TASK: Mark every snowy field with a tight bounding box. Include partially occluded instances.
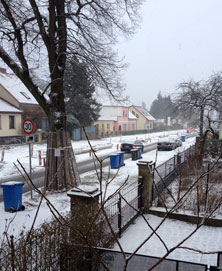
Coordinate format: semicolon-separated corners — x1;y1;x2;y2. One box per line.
1;130;218;267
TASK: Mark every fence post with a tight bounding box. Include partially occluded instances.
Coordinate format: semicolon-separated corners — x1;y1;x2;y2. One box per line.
177;154;181;164
138;176;144;211
137;161;154;213
118;193;122;237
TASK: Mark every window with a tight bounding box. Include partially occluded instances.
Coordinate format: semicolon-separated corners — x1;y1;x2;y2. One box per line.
123;124;127;131
136;114;139;118
9;115;15;129
107;123;110;130
102;123;105;131
42;119;50;130
132;124;135;130
20;92;31;99
123;111;127;117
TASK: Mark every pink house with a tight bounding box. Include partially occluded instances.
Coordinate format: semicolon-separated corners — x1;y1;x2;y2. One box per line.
115;106;137;131
94;105;137;136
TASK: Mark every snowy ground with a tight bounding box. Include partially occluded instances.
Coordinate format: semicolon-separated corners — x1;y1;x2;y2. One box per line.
0;129;187;180
1;130;218;267
113;214;221;267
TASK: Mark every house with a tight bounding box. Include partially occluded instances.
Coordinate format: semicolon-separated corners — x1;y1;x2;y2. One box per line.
0;68;48;139
0;98;23;137
94;106;137;136
129;105;155;130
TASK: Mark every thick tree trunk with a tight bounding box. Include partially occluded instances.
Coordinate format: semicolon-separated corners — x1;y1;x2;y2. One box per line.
45;130;80;191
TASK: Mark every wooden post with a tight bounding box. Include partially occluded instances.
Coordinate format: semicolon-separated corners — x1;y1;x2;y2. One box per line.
137;161;154;213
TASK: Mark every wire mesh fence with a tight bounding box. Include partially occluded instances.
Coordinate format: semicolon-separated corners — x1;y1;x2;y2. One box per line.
152;145;196;201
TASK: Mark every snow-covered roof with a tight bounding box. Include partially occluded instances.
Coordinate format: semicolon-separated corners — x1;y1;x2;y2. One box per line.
128;111;137;119
97;115;117;121
0;71;38;104
133;106;156;121
0;98;22;113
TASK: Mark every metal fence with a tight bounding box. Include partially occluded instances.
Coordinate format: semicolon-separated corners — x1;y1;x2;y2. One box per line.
152;145;196;201
93;248;212;271
104;178;143;237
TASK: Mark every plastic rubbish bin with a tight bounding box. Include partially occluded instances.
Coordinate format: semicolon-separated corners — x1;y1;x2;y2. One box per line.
181;135;186;142
131;149;138;161
137;147;143;159
0;181;25;212
110;154;120;169
117;152;125;166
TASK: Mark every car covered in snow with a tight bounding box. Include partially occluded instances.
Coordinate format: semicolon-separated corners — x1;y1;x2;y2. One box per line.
157;139;177;151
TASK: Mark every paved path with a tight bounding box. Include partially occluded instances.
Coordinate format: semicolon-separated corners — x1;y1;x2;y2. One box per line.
114;213;222;267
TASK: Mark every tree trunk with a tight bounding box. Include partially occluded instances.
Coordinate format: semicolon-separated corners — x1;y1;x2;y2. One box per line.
45;130;80;190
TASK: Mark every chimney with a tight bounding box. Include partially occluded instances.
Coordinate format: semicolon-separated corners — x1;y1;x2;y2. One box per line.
0;67;6;73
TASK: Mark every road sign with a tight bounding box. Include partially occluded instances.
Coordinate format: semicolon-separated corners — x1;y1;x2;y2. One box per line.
23;119;34;135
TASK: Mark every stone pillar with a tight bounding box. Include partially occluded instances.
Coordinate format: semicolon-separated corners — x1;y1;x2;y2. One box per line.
137;161;154;213
67;187;101;233
65;187;101;271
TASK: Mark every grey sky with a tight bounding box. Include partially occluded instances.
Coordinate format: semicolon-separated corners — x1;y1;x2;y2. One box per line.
117;0;222;109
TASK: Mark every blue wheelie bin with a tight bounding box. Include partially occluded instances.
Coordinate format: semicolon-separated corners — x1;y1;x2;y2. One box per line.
0;181;25;212
117;152;125;166
181;135;186;142
109;154;120;169
137;147;143;159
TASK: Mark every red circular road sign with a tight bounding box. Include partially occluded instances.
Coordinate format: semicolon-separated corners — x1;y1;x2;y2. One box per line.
23;119;34;135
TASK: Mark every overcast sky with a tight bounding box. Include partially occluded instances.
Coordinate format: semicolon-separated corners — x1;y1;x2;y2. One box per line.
117;0;222;110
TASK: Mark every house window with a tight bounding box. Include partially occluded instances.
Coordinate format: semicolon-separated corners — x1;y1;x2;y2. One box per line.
20;92;31;100
9;115;15;129
136;114;139;118
42;119;50;130
132;124;135;130
123;124;127;131
102;123;105;131
107;123;110;130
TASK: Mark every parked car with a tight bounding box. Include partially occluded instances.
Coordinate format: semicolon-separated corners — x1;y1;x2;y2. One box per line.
175;139;182;147
120;140;144;152
134;140;144;151
157;139;177;151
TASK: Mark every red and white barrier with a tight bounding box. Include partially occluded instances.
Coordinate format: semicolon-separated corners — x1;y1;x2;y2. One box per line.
1;148;5;162
38;150;42;166
31;143;33;157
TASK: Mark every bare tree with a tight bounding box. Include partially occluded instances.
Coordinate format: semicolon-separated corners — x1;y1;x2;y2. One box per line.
174;73;222;140
0;0;142;190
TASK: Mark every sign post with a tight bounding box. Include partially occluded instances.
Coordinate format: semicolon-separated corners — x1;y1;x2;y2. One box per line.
23;119;34;198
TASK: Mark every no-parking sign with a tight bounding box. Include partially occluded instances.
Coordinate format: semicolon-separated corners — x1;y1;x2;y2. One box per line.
23;119;34;135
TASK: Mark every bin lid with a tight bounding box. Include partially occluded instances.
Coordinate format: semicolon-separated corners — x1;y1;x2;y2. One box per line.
0;181;25;187
109;154;120;157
